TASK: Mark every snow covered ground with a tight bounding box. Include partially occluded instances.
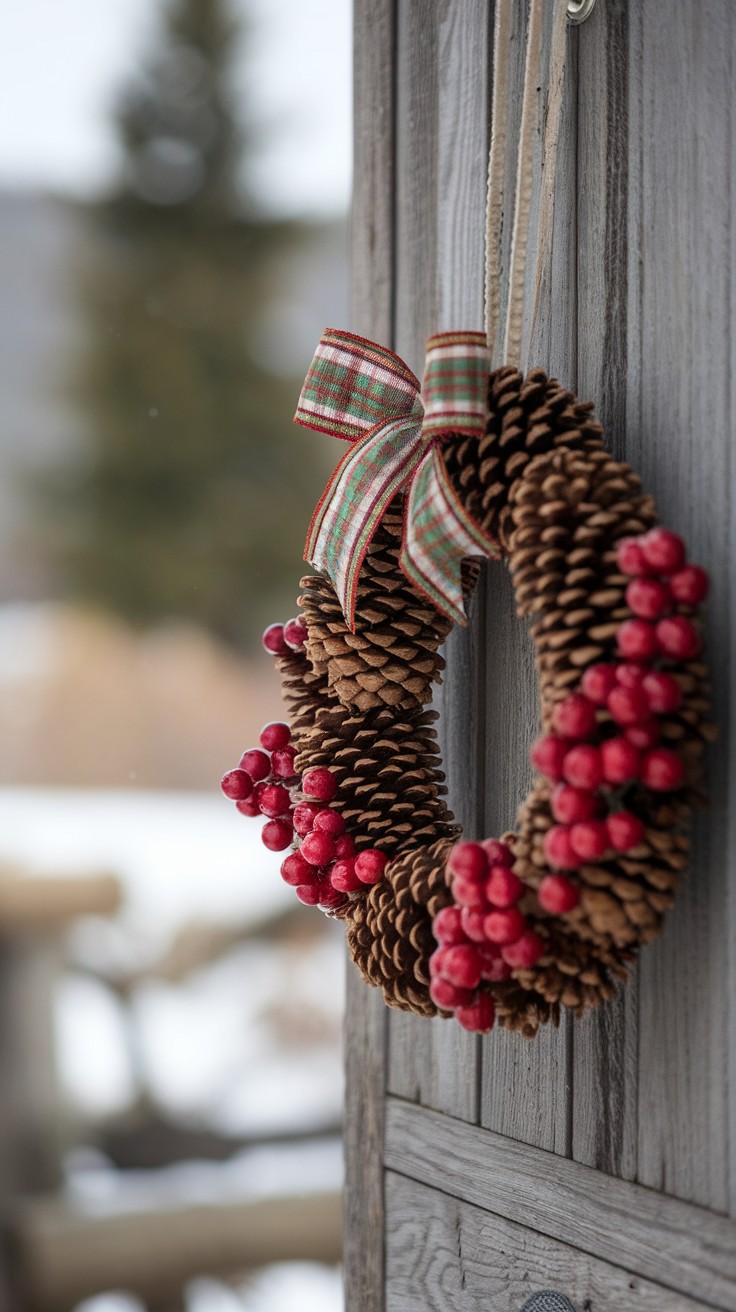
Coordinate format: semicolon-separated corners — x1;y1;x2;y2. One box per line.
0;787;345;1311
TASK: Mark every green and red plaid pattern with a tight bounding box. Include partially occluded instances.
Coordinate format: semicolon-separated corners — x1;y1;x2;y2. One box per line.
298;327;498;629
294;328;421;441
421;331;489;437
401;446;500;624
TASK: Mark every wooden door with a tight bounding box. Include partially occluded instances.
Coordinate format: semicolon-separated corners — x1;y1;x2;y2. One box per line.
346;2;736;1309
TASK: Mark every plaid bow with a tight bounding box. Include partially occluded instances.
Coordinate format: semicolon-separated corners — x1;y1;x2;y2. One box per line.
295;328;499;631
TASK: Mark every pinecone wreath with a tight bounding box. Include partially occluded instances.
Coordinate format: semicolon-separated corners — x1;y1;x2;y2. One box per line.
221;332;713;1038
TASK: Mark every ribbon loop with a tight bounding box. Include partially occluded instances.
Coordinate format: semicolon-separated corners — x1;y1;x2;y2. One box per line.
298;328;498;630
294;328;421;443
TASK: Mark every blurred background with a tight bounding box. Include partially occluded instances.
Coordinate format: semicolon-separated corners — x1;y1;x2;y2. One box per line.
0;1;350;1308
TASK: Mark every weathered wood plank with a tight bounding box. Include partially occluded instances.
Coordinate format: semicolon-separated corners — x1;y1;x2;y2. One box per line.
385;1098;736;1310
571;0;639;1179
625;0;734;1214
385;0;442;1109
345;3;396;1309
385;1172;714;1311
480;0;576;1151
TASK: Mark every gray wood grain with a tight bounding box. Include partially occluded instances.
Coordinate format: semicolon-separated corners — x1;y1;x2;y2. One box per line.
480;0;576;1150
345;3;396;1308
624;0;734;1215
571;0;639;1180
385;1099;736;1310
385;1172;714;1312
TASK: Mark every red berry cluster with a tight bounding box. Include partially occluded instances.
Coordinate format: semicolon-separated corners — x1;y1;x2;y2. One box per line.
224;620;391;916
429;840;545;1032
221;721;300;851
284;773;388;910
261;617;309;656
529;527;708;894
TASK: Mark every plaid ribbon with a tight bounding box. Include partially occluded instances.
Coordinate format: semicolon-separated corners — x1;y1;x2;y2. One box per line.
296;328;499;630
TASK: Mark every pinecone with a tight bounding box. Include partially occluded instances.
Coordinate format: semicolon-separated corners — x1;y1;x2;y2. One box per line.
346;838;455;1015
274;647;334;740
442;366;605;550
293;702;460;861
298;505;454;714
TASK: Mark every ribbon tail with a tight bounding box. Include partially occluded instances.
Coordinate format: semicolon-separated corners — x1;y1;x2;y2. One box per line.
305;417;426;631
400;447;501;626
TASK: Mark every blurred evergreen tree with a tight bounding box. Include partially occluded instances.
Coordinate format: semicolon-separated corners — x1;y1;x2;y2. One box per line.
44;0;320;646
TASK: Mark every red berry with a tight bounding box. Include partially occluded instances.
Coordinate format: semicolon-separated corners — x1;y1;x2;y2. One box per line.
478;947;513;981
295;883;322;906
302;767;337;802
221;768;253;801
330;858;363;893
642;670;683;714
281;851;316;887
481;839;514;866
259;721;291;751
236;795;260;817
485;864;524;907
624;720;660;750
455;993;496;1032
501;930;545;969
262;623;288;655
301;831;337;866
543;825;578;869
433;907;466;946
600;737;641;785
318;884;349;911
616;537;650;576
538;873;580;914
606;811;645;851
238;748;271;782
483;906;527;945
460;906;488;943
562;744;603;790
530;734;569;781
355;849;388;884
258;783;292;818
452;876;487;909
626;577;672;620
440;944;482;990
569;820;609;861
617;618;659;660
261;819;293;852
656;615;701;660
283;616;308;650
270;747;298;780
429;947;451;977
313;808;346;838
292;801;321;836
552;693;597;739
639;527;686;573
335;833;356;858
551;783;597;824
615;661;647;688
641;748;686;791
429;977;475;1010
669;564;709;606
607;684;651;727
447;842;488;883
581;663;618;705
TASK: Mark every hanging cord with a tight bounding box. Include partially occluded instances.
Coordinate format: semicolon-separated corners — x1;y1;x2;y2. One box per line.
484;0;570;369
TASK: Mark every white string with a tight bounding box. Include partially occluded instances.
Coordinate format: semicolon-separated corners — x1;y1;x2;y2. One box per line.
484;0;513;360
485;0;570;369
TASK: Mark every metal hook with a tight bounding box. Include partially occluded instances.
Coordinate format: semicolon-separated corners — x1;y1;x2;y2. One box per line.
567;0;597;23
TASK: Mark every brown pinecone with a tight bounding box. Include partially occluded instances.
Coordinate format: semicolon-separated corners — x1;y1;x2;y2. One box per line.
346;838;455;1015
442;366;605;550
298;505;454;714
294;702;460;861
274;647;334;741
